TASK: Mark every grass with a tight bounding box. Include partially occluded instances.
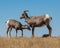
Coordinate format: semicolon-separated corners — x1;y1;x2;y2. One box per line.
0;37;60;48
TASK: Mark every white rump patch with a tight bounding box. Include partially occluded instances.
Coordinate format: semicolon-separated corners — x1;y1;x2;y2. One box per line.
6;20;10;27
44;14;50;21
7;20;9;24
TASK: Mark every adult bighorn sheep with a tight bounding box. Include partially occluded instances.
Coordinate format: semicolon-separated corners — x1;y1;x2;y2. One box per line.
20;10;52;37
6;19;30;37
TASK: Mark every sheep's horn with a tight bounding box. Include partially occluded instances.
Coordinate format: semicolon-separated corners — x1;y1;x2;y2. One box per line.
24;10;29;12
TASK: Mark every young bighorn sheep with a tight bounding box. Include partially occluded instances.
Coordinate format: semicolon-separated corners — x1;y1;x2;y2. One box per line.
20;10;52;37
6;19;30;37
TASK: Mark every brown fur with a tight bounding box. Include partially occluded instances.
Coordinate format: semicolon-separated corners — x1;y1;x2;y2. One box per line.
6;20;30;37
20;10;52;37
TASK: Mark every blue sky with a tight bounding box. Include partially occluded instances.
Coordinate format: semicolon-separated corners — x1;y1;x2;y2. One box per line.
0;0;60;37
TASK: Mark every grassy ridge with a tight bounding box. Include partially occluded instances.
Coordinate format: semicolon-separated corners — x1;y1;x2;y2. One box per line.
0;37;60;48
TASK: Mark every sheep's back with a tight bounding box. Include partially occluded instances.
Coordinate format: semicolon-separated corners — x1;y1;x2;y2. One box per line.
7;20;22;28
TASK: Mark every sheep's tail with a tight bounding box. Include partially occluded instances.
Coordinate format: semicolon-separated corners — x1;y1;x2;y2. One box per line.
49;17;52;22
50;17;52;20
5;20;9;27
44;14;52;21
5;20;9;24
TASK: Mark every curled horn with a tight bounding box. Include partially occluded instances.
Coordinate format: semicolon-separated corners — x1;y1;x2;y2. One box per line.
24;10;29;12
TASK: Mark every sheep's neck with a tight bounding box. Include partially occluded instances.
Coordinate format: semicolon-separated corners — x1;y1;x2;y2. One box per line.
25;16;30;23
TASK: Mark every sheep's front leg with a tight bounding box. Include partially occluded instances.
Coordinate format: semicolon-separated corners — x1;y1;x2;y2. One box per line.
32;27;35;37
16;30;18;37
21;29;23;37
47;24;52;37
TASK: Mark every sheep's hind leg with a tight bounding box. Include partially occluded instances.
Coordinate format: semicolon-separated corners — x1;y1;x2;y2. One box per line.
9;28;12;37
6;27;10;37
47;24;52;37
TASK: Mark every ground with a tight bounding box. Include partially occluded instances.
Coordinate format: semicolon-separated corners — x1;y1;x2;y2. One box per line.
0;37;60;48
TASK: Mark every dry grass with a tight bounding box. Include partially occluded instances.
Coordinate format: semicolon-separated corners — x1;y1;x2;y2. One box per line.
0;37;60;48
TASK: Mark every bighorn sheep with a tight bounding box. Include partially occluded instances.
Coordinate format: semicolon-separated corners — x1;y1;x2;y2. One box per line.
6;19;30;37
20;10;52;37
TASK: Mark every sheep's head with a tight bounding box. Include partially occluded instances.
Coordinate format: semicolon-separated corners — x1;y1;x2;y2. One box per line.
20;14;25;19
20;10;29;19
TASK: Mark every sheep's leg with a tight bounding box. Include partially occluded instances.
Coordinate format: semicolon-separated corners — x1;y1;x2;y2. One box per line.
47;24;52;37
6;27;10;37
9;28;12;37
32;27;35;37
21;29;23;37
16;30;18;37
